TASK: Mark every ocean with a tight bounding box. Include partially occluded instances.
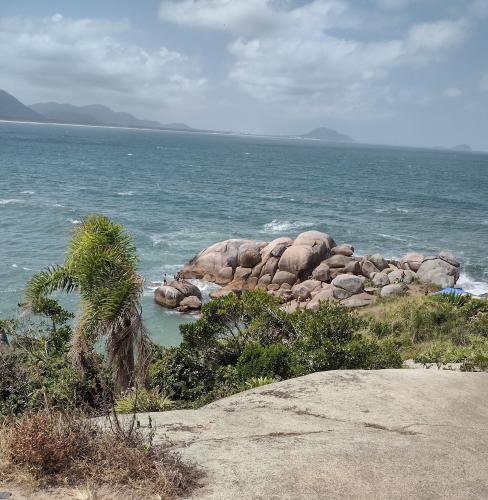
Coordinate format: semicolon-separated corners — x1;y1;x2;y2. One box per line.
1;121;487;345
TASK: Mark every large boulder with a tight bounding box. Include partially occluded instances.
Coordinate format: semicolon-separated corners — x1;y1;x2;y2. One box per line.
272;270;297;286
306;288;335;310
178;295;202;312
331;244;354;257
154;285;184;308
278;245;316;278
400;252;425;272
324;254;353;269
262;256;280;277
311;263;331;282
169;279;202;299
372;272;389;287
368;254;388;271
331;274;364;296
260;237;293;262
234;267;252;282
294;231;336;259
238;243;262;268
292;280;321;300
181;239;258;279
361;260;380;278
417;256;460;288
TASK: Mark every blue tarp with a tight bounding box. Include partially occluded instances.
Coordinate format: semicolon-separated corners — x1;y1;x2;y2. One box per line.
432;288;469;296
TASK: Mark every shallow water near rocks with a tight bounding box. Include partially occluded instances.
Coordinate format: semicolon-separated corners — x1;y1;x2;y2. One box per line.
1;121;487;345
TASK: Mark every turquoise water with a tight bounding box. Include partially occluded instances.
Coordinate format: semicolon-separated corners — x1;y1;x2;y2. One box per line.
1;121;487;344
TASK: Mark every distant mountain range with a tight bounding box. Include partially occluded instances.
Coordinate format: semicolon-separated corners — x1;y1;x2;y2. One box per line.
0;89;358;145
300;127;353;143
452;144;472;152
0;89;192;131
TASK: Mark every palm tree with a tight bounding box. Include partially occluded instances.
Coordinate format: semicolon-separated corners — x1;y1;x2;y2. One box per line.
25;214;149;391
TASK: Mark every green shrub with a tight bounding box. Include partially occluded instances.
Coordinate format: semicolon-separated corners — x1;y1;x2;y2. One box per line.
115;387;173;414
148;293;403;406
244;377;278;389
237;343;292;381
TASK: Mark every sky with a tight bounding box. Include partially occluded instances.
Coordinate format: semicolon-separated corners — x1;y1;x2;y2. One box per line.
0;0;487;149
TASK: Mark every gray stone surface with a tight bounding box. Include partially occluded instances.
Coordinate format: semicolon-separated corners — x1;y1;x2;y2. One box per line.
142;370;488;500
381;283;407;297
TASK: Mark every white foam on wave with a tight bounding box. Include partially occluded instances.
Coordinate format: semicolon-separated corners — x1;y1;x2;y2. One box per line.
11;264;18;268
21;190;35;195
151;234;164;246
68;219;81;224
396;208;409;214
261;219;315;234
117;191;135;196
457;273;488;296
189;279;221;303
0;199;22;205
127;153;133;156
377;233;410;243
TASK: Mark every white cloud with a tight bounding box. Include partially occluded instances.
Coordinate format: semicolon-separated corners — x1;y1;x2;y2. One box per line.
0;15;206;112
159;1;470;116
442;87;462;98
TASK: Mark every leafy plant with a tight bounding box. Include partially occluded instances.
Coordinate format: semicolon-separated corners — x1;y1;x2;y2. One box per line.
115;387;173;414
244;377;278;389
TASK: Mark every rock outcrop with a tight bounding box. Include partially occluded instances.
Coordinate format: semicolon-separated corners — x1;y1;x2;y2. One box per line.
155;230;463;311
144;370;488;500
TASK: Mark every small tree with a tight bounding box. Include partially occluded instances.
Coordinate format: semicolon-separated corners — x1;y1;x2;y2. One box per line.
25;215;149;391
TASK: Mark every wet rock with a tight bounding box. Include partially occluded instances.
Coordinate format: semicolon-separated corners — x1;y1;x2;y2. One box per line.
178;295;202;312
154;285;184;308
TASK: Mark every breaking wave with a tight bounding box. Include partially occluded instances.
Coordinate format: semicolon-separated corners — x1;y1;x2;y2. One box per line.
261;219;315;234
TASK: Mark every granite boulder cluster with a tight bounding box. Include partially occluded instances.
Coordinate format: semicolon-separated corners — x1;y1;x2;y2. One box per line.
153;231;461;311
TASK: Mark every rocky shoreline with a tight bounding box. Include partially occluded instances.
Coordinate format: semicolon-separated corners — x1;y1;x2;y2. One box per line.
154;230;461;312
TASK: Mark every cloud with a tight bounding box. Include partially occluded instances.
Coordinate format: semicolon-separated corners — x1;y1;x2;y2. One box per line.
159;1;471;117
442;87;462;98
0;14;206;112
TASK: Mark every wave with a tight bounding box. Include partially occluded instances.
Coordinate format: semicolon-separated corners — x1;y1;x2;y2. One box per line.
21;190;35;195
117;191;135;196
0;198;22;205
261;219;315;234
68;219;81;224
457;273;488;296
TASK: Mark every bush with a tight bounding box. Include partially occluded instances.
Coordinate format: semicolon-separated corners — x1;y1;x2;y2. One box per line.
0;301;109;421
115;387;173;414
237;343;292;381
149;292;403;405
0;411;201;498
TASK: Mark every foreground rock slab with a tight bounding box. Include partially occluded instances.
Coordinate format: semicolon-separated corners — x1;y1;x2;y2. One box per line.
143;370;488;500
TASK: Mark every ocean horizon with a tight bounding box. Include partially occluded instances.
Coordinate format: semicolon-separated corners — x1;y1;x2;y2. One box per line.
1;120;487;345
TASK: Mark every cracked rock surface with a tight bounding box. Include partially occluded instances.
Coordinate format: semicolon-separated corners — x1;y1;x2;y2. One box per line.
141;369;488;499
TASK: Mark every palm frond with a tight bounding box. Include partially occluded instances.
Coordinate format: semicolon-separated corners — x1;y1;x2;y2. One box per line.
24;265;77;306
